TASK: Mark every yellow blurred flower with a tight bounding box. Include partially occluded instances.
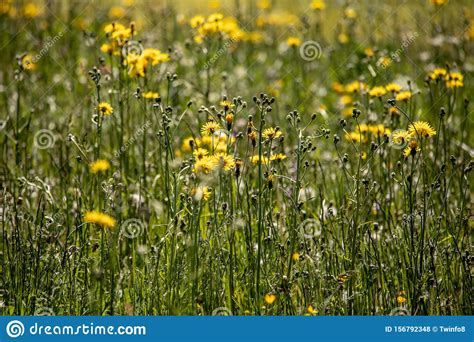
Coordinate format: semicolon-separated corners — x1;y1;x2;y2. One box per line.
264;294;277;305
287;37;301;47
84;211;116;228
97;102;114;116
90;159;111;173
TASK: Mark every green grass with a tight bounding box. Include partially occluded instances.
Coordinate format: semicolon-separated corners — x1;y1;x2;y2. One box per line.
0;0;472;316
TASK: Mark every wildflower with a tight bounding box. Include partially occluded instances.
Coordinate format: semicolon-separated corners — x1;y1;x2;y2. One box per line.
250;155;269;165
339;95;353;106
193;148;209;160
430;0;448;5
292;252;300;261
193;157;216;174
369;86;387;97
397;295;407;304
345;132;366;143
22;3;42;18
97;102;114;116
391;130;412;145
287;37;301;47
332;82;345;93
344;7;357;18
90;159;111;173
21;54;36;71
307;305;317;315
338;33;349;44
445;72;463;88
257;0;271;10
270;153;287;162
310;0;326;10
408;121;436;138
264;294;277;305
385;83;402;93
403;140;421;158
428;68;447;80
220;100;234;110
108;6;125;18
395;91;412;102
337;273;350;283
192;186;212;201
143;91;159;99
364;47;374;57
83;211;116;228
225;113;234;129
345;80;365;93
182;136;197;152
201;121;221;136
262;127;282;140
212;153;236;171
208;0;221;9
190;15;206;28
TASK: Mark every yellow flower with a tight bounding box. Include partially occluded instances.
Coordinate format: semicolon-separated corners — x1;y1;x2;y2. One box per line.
395;91;412;102
97;102;114;116
344;7;357;18
345;132;366;143
201;121;221;136
391;130;412;145
104;22;126;34
338;33;349;44
445;72;463;88
287;37;301;47
193;148;209;160
208;0;221;9
21;54;37;71
220;100;234;109
292;252;300;261
430;0;448;5
397;296;407;304
262;127;282;140
310;0;326;10
257;0;271;10
270;153;287;162
108;6;126;18
192;186;212;201
408;121;436;138
190;15;206;28
339;95;353;106
182;136;197;152
212;153;236;171
307;305;317;314
369;86;387;98
385;83;402;93
83;211;116;228
428;68;447;80
345;80;365;93
364;47;374;57
193;156;216;174
143;91;159;99
22;3;42;18
90;159;111;173
264;294;277;305
403;140;421;158
250;155;270;165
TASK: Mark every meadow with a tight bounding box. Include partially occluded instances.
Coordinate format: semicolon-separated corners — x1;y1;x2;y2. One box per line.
0;0;472;316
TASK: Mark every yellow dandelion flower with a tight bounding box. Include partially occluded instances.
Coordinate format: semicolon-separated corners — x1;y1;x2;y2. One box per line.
90;159;111;173
143;91;159;99
397;295;407;304
345;132;366;143
212;153;236;171
287;37;301;47
395;91;412;102
391;130;412;145
429;68;447;80
192;186;212;201
262;127;282;140
220;100;234;110
344;7;357;18
250;155;270;165
403;140;421;158
385;83;402;93
445;72;463;88
21;54;37;71
257;0;271;10
201;121;221;136
369;86;387;97
97;102;114;116
408;121;436;138
193;156;216;174
307;305;317;314
270;153;287;162
292;252;300;261
311;0;326;10
264;294;277;305
83;211;116;228
193;148;209;160
190;15;206;28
